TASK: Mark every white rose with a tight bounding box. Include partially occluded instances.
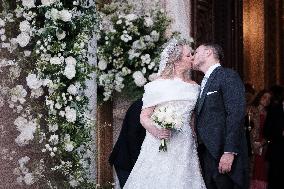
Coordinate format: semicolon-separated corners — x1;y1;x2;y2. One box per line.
65;142;74;152
26;74;42;89
67;84;77;95
144;17;154;27
41;0;56;6
65;106;76;123
50;8;59;20
0;18;5;27
50;56;62;65
98;59;107;70
1;35;6;41
24;50;31;57
65;56;76;65
59;10;72;22
132;71;147;87
22;0;35;9
19;20;31;32
125;14;138;21
56;30;66;40
16;33;30;47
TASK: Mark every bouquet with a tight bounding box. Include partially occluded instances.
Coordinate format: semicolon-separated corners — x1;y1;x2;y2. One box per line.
151;106;183;152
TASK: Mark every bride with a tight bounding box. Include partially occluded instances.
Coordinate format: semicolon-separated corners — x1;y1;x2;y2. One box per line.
123;38;206;189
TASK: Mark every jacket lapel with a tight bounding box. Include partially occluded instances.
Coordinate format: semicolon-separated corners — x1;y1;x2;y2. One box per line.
197;67;221;114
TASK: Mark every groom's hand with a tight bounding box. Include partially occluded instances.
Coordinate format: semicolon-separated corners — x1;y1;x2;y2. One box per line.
218;153;234;174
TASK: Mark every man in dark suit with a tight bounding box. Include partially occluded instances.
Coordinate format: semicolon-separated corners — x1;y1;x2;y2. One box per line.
192;43;249;189
109;98;146;188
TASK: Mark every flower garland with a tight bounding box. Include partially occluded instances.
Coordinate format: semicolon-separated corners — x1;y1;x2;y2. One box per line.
0;0;97;187
96;1;170;101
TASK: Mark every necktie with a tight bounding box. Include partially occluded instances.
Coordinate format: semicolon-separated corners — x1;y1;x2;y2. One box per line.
200;76;208;97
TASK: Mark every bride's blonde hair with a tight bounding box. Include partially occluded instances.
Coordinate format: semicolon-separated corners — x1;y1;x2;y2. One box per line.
158;38;190;78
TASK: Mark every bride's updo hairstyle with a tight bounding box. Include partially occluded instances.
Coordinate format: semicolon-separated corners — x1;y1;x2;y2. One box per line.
157;38;188;78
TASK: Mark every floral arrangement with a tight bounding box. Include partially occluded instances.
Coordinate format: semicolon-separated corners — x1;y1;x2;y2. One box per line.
96;1;170;101
152;106;183;152
0;0;97;188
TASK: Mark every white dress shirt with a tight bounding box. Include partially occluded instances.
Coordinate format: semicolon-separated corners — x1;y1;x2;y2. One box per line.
200;63;221;96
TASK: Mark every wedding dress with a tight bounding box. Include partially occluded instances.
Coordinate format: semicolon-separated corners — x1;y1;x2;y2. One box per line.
123;78;206;189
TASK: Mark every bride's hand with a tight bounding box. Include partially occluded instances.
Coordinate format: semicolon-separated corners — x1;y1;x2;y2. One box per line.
151;128;171;139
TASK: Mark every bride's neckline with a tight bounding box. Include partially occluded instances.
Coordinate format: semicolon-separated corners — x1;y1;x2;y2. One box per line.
156;77;199;86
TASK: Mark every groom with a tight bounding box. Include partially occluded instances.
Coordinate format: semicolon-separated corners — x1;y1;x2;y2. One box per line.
192;43;249;189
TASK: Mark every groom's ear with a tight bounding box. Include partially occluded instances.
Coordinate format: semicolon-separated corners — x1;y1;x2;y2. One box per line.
205;48;213;57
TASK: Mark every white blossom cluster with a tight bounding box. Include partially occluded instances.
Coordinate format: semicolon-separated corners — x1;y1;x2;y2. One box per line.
97;1;170;101
0;0;96;187
14;156;35;185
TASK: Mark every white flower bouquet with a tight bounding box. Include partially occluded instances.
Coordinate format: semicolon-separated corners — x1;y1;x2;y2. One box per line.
151;106;183;152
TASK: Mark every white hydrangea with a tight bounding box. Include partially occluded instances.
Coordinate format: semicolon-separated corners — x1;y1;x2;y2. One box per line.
48;124;58;132
63;134;74;152
120;33;132;43
50;8;59;20
144;17;154;27
0;18;5;27
10;85;27;104
128;49;140;60
65;106;76;123
114;73;124;92
141;54;151;64
48;134;59;145
149;73;158;81
63;64;76;80
132;71;147;87
150;30;160;42
24;50;31;57
67;84;77;95
16;33;31;47
41;0;56;6
65;142;74;152
21;0;36;9
59;10;72;22
125;14;138;21
132;40;146;50
31;87;44;98
121;67;131;76
19;20;31;33
50;56;62;65
23;173;34;185
14;117;37;146
9;66;22;79
98;59;107;70
65;56;76;65
26;74;42;90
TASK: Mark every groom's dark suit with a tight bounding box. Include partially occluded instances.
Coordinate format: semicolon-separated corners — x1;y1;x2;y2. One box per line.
195;66;249;189
109;98;146;188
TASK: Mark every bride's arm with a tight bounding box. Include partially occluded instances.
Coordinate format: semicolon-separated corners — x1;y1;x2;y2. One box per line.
140;107;171;139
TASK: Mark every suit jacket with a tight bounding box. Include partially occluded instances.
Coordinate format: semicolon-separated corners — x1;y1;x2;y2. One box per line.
195;66;249;188
109;99;146;171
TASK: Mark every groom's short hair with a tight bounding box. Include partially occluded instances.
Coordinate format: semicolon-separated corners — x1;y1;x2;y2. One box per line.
201;43;224;62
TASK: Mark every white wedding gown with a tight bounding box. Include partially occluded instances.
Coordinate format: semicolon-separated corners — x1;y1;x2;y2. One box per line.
123;78;206;189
